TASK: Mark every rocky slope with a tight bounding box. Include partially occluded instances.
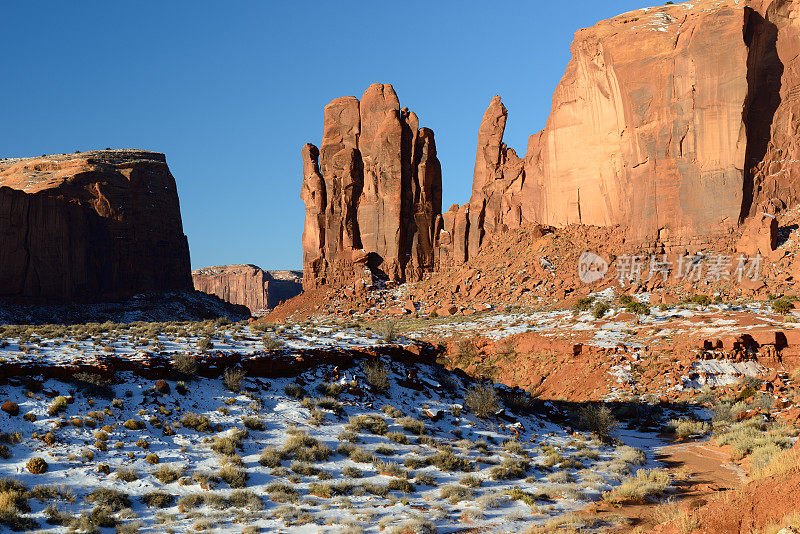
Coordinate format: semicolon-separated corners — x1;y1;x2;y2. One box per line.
301;83;442;290
0;150;192;302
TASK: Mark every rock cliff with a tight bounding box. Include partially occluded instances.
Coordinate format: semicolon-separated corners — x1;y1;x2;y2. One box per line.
192;265;302;313
0;150;192;301
469;0;799;253
301;83;442;289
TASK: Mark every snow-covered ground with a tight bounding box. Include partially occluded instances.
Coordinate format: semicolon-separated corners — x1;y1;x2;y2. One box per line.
0;323;656;533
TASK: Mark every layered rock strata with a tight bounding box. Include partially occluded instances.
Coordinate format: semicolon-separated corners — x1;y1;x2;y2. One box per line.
0;150;192;301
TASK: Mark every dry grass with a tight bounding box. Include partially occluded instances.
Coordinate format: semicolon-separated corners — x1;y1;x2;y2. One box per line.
602;468;670;503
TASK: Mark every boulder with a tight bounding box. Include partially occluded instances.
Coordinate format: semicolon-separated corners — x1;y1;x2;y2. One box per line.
737;212;778;256
0;150;192;301
1;401;19;416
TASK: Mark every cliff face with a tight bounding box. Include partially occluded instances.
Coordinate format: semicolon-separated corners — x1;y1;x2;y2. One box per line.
0;150;192;301
469;0;799;253
193;264;271;314
301;83;442;289
192;265;303;313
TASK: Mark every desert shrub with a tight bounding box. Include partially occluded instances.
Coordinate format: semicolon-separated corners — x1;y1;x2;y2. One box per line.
490;457;529;480
502;439;525;456
387;479;414;493
0;432;21;445
664;418;711;439
464;384;500;418
115;468;139;482
197;336;212;352
572;296;594;313
26;457;48;474
262;334;282;350
242;416;266;431
414;472;437;486
576;404;618;441
284;384;306;399
626;301;651;315
349;447;372;463
398;417;426;436
316;397;343;414
290;461;320;477
427;450;472;472
347;415;388;435
229;490;262;510
211;435;241;456
342;466;363;478
382;405;404;418
603;468;670;503
381;321;398;342
223;368;246;393
505;485;538;506
135;438;149;449
172;354;198;376
265;482;299;503
441;484;473;503
387;431;410;445
691;294;712;307
48;396;68;416
459;475;482;488
282;431;332;462
372;458;406;477
259;447;286;468
180;412;212;432
364;360;390;392
618;294;634;306
308;482;333;498
592;301;611;319
152;465;181;484
616;445;646;466
772;297;795;315
85;488;131;511
123;419;145;431
317;382;344;397
362;483;389;497
141;491;174;508
219;465;248;488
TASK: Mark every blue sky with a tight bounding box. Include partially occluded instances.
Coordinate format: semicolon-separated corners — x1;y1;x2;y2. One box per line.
1;0;651;270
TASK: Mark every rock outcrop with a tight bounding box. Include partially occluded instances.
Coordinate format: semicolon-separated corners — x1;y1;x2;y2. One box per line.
192;265;303;313
0;150;192;301
301;83;442;289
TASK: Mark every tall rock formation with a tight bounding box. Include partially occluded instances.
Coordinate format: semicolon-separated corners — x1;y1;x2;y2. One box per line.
463;0;800;254
0;150;192;301
301;83;442;289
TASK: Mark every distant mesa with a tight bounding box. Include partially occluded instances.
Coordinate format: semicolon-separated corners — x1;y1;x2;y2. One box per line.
192;264;302;314
0;149;193;302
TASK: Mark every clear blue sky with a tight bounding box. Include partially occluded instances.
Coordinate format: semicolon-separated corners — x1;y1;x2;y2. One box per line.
1;0;652;270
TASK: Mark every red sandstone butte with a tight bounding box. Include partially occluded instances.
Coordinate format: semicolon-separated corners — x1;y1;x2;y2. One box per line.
0;150;192;301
